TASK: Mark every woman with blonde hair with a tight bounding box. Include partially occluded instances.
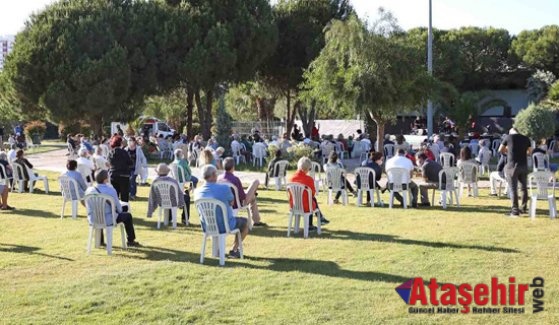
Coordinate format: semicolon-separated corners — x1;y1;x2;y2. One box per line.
198;149;216;167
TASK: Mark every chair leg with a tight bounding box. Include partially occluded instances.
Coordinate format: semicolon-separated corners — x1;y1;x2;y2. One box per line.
106;226;113;255
157;208;162;229
303;214;309;238
44;179;49;193
71;200;78;219
287;212;293;237
441;191;447;209
315;212;322;235
389;192;394;209
172;208;177;229
403;191;408;209
530;197;537;220
357;189;362;206
218;236;226;266
200;235;207;264
294;215;300;234
454;190;460;207
237;232;244;259
61;200;66;219
328;190;333;205
87;227;93;254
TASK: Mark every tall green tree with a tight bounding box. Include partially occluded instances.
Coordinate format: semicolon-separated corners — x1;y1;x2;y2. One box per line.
305;13;434;150
513;25;559;77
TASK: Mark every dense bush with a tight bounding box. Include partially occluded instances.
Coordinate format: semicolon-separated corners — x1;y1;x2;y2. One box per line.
24;120;46;137
514;104;556;140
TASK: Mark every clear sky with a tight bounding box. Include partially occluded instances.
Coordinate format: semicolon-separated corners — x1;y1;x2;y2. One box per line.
1;0;558;36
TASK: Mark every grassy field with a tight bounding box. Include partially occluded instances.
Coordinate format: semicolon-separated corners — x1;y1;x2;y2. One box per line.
1;171;559;324
25;140;67;155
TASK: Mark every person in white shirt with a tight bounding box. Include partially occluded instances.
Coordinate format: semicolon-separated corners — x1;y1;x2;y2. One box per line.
92;146;110;171
7;144;17;163
76;148;95;183
385;149;419;207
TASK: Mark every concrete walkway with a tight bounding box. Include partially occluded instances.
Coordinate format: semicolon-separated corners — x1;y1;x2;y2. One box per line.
29;148;493;188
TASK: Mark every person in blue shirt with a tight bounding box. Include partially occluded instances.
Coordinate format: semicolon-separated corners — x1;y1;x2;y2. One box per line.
62;160;88;202
84;170;140;247
194;164;248;258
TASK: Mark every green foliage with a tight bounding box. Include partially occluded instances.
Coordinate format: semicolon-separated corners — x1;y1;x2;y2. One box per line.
549;81;559;102
286;144;316;167
144;89;189;131
514;104;556;140
512;25;559;76
214;96;233;154
527;70;556;104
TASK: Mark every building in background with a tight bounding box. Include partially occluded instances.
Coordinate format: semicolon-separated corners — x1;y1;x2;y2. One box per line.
0;35;15;70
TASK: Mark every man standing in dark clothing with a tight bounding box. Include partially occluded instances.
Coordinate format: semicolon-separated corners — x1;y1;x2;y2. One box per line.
499;128;532;217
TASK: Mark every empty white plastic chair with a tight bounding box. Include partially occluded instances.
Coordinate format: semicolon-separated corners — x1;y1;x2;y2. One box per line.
458;161;479;197
196;198;244;266
252;144;267;168
150;180;181;229
529;171;557;220
431;167;460;209
440;152;455;169
84;193;127;255
58;175;82;219
325;167;348;205
354;167;382;207
532;153;549;172
386;167;410;209
219;180;252;230
309;161;323;193
271;160;289;190
286;183;321;238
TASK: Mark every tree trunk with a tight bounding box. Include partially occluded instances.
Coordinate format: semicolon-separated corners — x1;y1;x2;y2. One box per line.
186;86;194;140
369;112;384;153
285;89;298;137
204;89;213;140
299;100;317;138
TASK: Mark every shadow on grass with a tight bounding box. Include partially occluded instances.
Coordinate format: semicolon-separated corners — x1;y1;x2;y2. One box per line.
0;243;74;261
258;197;287;204
14;208;60;219
249;227;519;253
123;245;410;283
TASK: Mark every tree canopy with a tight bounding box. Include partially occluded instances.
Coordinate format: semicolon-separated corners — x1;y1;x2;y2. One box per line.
513;25;559;77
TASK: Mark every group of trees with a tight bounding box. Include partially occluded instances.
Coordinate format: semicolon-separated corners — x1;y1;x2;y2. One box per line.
1;0;559;141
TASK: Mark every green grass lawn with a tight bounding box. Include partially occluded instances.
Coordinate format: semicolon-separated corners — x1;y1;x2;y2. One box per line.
1;171;559;324
25;140;67;155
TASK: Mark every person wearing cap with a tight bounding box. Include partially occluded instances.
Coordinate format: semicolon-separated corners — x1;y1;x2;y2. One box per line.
498;127;532;217
195;164;248;258
85;170;139;246
219;157;264;226
148;163;186;223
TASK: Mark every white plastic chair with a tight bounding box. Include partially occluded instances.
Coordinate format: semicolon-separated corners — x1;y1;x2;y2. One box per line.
321;143;335;165
359;141;372;163
383;144;395;159
325;167;348;205
12;162;49;193
58;175;82;219
84;193;127;255
354;167;382;207
532;153;549;172
67;143;78;159
458;161;479;197
386;167;410;209
0;164;11;187
77;164;93;186
477;148;492;176
219;180;253;230
431;167;460;209
286;183;321;238
529;171;557;220
231;142;245;165
309;161;323;193
150;180;181;229
169;162;186;189
271;160;289;190
548;140;556;158
196;198;243;266
440;152;455;168
491;139;501;157
252;144;267;168
335;142;346;160
159;142;173;160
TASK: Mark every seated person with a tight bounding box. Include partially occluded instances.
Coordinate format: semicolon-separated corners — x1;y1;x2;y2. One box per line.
0;152;13;186
173;149;199;188
62;160;88;205
323;151;356;203
219;157;264;226
148;163;187;225
415;152;443;206
76;148;95;183
199;149;216;167
0;153;14;210
92;146;110;171
489;154;508;197
194;164;248;258
288;157;329;231
357;151;384;204
84;170;140;247
7;144;17;163
14;149;37;191
264;149;283;189
385;149;419;208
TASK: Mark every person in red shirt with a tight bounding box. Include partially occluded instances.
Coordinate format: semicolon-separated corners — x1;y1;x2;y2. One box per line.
311;122;319;141
288;157;329;231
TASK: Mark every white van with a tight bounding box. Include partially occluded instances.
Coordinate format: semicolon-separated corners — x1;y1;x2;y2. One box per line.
138;117;175;138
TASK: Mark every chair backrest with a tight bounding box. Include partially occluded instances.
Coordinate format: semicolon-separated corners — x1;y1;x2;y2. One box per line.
0;164;7;186
459;161;478;182
286;183;313;215
152;180;180;209
386;167;410;192
58;175;81;200
469;143;480;156
548;140;556;154
361;140;371;152
478;147;492;165
440;152;455;168
231;142;242;158
195;198;231;235
354;167;376;191
83;193;116;227
273;160;289;177
253;144;266;158
529;171;555;200
12;162;25;181
219;181;244;209
310;161;322;180
325;167;345;190
383;144;395;159
439;167;458;190
532;153;549;171
77;164;92;183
